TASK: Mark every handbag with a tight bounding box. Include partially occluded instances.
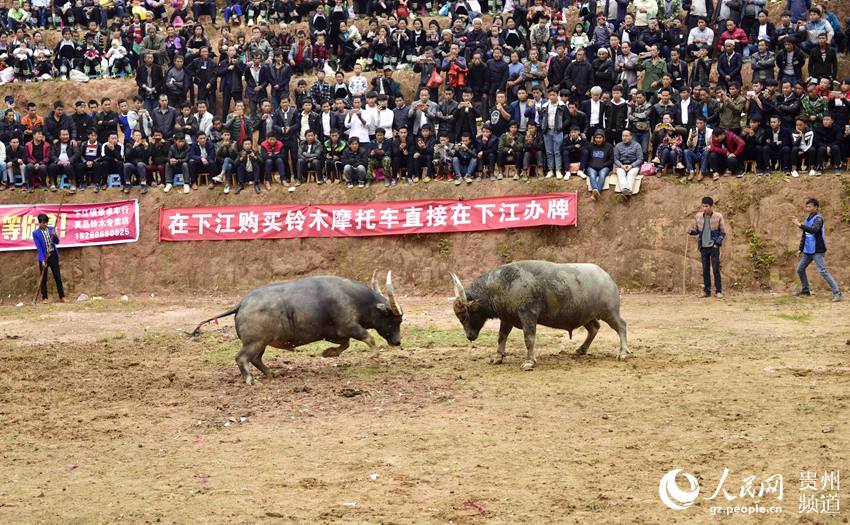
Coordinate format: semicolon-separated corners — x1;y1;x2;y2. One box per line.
639;163;656;176
426;69;443;89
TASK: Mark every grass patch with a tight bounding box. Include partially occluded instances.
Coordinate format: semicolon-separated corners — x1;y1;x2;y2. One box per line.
774;312;812;323
96;332;127;343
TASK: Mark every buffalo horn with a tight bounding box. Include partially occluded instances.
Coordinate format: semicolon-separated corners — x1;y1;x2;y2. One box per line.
371;269;384;297
450;272;467;304
385;271;403;316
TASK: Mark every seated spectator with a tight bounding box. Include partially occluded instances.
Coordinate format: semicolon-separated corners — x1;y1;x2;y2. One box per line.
739;118;768;176
340;136;369;188
323;129;347;184
259;133;286;189
452;133;477;185
49;129;78;193
586;130;614;200
707;127;745;180
188;132;217;189
236;139;261;194
215;131;239;193
651;115;684;175
297;130;323;190
562;126;588;180
789;117;814;177
432;133;455;181
24;129;50;192
497;121;523;180
684;116;713;181
762;116;792;176
368;129;391;185
124;129;150;194
475;126;498;180
521;121;544;181
100;132;126;192
411;124;436;182
613;130;643;195
812;114;842;175
164;132;190;193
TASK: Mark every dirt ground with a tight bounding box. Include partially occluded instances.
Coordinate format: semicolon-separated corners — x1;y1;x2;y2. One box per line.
0;292;848;524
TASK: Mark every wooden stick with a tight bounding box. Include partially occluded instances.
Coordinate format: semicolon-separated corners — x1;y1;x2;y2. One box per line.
682;233;689;295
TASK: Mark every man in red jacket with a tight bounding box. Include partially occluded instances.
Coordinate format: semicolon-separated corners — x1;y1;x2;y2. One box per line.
25;130;52;192
707;128;745;180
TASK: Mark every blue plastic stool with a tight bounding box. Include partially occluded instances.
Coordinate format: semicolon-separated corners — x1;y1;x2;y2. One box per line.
12;173;23;187
108;174;122;188
59;175;71;189
172;174;185;187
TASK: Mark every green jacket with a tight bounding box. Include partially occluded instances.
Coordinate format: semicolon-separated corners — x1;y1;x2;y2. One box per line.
800;96;828;119
637;58;667;92
718;95;745;130
498;132;524;155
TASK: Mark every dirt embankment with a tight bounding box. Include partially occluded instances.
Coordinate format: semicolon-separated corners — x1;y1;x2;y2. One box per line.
1;175;849;299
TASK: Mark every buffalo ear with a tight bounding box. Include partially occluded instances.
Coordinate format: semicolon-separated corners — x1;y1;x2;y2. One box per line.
468;299;480;311
376;303;391;313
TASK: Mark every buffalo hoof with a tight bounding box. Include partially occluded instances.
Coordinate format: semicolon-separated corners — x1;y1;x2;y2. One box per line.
244;375;255;385
617;351;631;361
322;347;344;358
520;361;535;371
490;356;504;364
575;347;588;356
263;370;276;378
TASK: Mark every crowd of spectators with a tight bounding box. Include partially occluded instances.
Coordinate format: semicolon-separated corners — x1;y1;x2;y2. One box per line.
0;0;848;198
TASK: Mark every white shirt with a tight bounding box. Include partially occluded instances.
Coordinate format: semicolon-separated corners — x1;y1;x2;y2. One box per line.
59;143;69;162
590;100;601;126
757;24;769;42
300;113;310;141
690;0;707;16
362;104;379;135
345;110;370;143
680;98;690;126
376;108;394;137
322;111;332;136
688;26;714;45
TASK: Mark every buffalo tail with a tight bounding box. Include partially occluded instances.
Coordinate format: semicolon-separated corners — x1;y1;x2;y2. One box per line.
191;305;240;337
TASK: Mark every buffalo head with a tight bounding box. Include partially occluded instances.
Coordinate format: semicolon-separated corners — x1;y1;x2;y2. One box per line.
450;272;486;341
371;270;404;347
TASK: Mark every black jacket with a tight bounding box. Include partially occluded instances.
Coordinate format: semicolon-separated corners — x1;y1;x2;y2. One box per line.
485;59;508;96
136;63;164;98
43;114;77;144
563;60;593;98
807;46;837;80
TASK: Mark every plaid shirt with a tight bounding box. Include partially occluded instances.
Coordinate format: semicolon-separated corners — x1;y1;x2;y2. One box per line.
312;44;329;62
310;81;331;106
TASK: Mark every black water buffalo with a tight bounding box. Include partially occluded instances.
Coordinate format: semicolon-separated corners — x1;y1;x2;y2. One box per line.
450;260;629;369
193;272;404;384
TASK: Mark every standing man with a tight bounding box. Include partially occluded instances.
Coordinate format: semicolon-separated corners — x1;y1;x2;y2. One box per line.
689;196;726;298
793;198;842;302
33;213;65;303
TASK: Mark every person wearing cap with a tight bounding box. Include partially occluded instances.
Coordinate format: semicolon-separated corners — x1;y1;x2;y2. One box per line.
33;213;65;303
793;198;842;302
717;38;743;90
688;196;726;298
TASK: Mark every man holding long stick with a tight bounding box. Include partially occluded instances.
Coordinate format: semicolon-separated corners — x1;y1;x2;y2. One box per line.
33;213;65;303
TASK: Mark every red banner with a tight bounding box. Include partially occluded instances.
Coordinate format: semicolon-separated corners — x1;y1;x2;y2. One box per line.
0;200;140;251
159;192;577;242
